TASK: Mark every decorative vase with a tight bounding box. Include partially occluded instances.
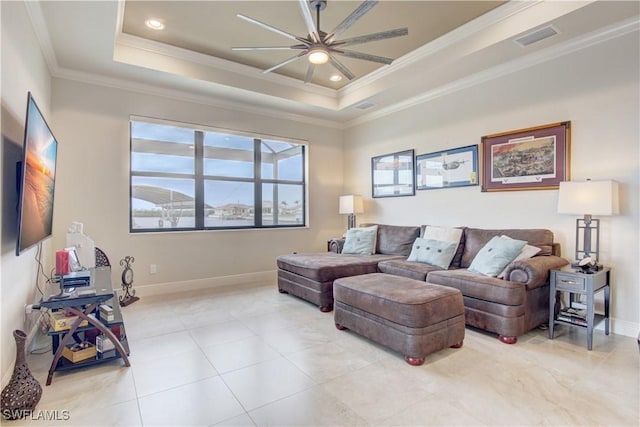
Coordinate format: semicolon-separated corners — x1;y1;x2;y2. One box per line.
1;330;42;420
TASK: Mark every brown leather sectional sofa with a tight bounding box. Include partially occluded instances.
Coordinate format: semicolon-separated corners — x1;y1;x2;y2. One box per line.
277;224;569;344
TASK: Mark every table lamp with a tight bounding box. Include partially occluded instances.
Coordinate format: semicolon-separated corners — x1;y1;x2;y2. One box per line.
339;195;364;230
557;179;619;263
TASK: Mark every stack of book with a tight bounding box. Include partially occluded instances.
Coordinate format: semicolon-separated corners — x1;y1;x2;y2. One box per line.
558;307;587;326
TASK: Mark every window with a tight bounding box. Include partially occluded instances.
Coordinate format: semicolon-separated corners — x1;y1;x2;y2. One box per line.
130;119;306;232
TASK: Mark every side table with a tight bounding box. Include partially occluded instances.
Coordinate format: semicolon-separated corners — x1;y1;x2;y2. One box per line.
549;266;610;350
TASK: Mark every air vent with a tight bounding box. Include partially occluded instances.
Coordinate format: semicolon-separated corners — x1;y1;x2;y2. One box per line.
515;25;559;47
355;101;375;110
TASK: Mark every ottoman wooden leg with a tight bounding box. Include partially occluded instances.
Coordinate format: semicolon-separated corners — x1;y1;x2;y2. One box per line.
277;288;288;294
319;305;333;313
498;335;518;344
335;323;347;330
404;356;425;366
450;341;464;348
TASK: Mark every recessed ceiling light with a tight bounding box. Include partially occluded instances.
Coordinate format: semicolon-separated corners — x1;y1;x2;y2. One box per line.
145;19;165;30
329;74;342;82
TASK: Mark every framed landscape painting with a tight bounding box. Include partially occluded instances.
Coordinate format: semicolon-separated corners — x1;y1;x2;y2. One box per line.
371;149;415;198
416;145;478;190
481;121;571;192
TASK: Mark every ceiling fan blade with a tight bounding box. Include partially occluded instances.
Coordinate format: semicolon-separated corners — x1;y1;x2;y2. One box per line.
232;45;307;51
324;0;378;44
297;0;319;43
262;51;308;74
334;28;408;47
334;49;394;65
304;64;316;84
237;14;309;45
329;56;355;80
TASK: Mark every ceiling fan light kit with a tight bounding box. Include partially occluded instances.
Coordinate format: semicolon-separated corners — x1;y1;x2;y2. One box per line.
233;0;408;83
308;46;330;64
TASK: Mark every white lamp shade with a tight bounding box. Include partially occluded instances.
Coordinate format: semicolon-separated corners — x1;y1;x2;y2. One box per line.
339;195;364;215
557;180;620;215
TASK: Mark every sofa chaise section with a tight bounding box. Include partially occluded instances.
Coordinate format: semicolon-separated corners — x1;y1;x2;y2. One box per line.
277;253;402;311
277;224;421;311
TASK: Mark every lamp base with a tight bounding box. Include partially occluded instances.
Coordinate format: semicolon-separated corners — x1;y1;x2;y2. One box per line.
347;214;357;230
575;216;600;262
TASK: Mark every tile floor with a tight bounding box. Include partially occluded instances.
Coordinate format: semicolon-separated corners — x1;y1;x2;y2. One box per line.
17;283;640;426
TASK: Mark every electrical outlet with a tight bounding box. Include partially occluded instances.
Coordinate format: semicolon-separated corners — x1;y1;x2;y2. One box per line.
150;264;157;274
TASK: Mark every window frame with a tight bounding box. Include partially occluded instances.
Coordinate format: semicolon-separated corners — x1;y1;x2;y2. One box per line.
129;116;308;233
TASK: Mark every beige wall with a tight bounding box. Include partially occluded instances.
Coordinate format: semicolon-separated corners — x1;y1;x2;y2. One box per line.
1;1;54;381
50;79;344;293
343;31;639;336
2;1;638;385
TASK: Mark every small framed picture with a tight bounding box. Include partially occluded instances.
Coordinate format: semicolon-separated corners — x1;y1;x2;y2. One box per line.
371;149;415;198
481;122;571;192
416;145;479;190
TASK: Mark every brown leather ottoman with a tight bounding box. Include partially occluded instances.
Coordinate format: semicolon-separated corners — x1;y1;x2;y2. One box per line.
333;273;465;366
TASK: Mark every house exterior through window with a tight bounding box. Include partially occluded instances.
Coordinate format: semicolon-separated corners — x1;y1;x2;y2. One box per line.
129;118;307;232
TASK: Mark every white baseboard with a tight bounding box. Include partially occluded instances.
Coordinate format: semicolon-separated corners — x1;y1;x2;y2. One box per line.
2;271;276;387
599;317;640;339
128;270;277;298
131;270;638;339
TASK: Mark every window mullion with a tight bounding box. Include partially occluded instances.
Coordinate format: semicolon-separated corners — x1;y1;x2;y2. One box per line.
254;139;262;227
195;130;205;229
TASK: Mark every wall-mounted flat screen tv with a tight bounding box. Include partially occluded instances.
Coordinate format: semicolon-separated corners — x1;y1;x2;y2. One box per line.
16;92;58;255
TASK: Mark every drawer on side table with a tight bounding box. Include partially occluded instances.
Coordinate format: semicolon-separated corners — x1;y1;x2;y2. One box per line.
555;273;586;292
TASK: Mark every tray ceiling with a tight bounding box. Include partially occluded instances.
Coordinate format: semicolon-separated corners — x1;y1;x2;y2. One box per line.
30;1;640;125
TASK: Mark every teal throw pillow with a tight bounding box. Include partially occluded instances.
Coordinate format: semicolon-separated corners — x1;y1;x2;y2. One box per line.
407;238;457;269
341;225;378;255
468;236;527;277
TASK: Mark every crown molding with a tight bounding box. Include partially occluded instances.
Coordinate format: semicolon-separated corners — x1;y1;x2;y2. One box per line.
114;33;337;100
345;15;640;129
338;0;541;98
113;1;336;100
23;0;638;132
24;0;343;129
23;0;60;75
51;66;344;130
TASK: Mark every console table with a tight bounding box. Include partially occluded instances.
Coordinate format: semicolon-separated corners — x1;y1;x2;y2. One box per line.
549;266;610;350
40;267;130;385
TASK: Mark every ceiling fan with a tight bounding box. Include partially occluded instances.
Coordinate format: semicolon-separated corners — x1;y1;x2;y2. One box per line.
232;0;409;83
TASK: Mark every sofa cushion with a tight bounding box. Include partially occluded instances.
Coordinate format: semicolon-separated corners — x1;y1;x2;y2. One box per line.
468;236;527;277
342;225;378;255
363;224;421;256
407;238;458;269
377;259;443;281
423;226;463;256
276;253;402;283
421;226;467;268
427;269;526;306
461;228;555;268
